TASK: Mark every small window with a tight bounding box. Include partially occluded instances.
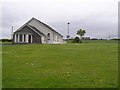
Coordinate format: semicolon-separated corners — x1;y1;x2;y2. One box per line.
47;33;50;37
47;33;50;40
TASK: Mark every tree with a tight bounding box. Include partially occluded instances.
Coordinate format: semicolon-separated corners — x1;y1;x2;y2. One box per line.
77;29;86;43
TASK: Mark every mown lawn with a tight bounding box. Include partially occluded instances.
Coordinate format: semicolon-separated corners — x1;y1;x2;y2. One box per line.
0;42;2;89
2;41;118;88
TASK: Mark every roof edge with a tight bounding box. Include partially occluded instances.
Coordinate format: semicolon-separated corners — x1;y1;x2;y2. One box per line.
33;18;63;37
14;17;63;37
13;17;35;33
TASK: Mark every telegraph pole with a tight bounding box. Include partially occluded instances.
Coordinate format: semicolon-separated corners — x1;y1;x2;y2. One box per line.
11;26;13;39
11;26;13;44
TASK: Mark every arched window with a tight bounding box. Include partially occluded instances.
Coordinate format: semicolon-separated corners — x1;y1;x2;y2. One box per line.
47;33;50;40
47;33;50;37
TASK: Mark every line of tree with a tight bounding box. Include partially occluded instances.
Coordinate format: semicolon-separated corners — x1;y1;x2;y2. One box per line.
0;39;12;42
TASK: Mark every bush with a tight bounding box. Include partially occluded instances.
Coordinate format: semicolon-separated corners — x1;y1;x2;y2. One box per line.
79;40;82;43
72;37;80;43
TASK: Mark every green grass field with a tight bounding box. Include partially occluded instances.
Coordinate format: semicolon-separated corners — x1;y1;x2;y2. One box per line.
2;40;118;88
0;42;2;89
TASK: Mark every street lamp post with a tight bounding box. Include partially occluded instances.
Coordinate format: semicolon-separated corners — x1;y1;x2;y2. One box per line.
67;22;70;42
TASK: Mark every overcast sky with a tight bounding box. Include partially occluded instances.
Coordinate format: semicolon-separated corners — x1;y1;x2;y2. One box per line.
1;0;119;39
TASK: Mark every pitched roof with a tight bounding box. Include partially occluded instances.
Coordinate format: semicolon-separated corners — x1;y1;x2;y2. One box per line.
14;17;63;37
14;25;45;37
33;18;63;37
27;25;45;36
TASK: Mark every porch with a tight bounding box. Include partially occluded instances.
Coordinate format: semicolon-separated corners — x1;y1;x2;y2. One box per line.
13;33;33;44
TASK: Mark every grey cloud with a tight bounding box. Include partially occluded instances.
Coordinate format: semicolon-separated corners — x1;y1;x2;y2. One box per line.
1;0;118;39
50;16;117;39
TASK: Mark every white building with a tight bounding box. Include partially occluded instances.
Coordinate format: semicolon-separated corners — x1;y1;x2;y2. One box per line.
13;17;63;44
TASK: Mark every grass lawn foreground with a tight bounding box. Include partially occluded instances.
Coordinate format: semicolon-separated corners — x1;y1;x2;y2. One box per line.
0;42;2;89
2;41;118;88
